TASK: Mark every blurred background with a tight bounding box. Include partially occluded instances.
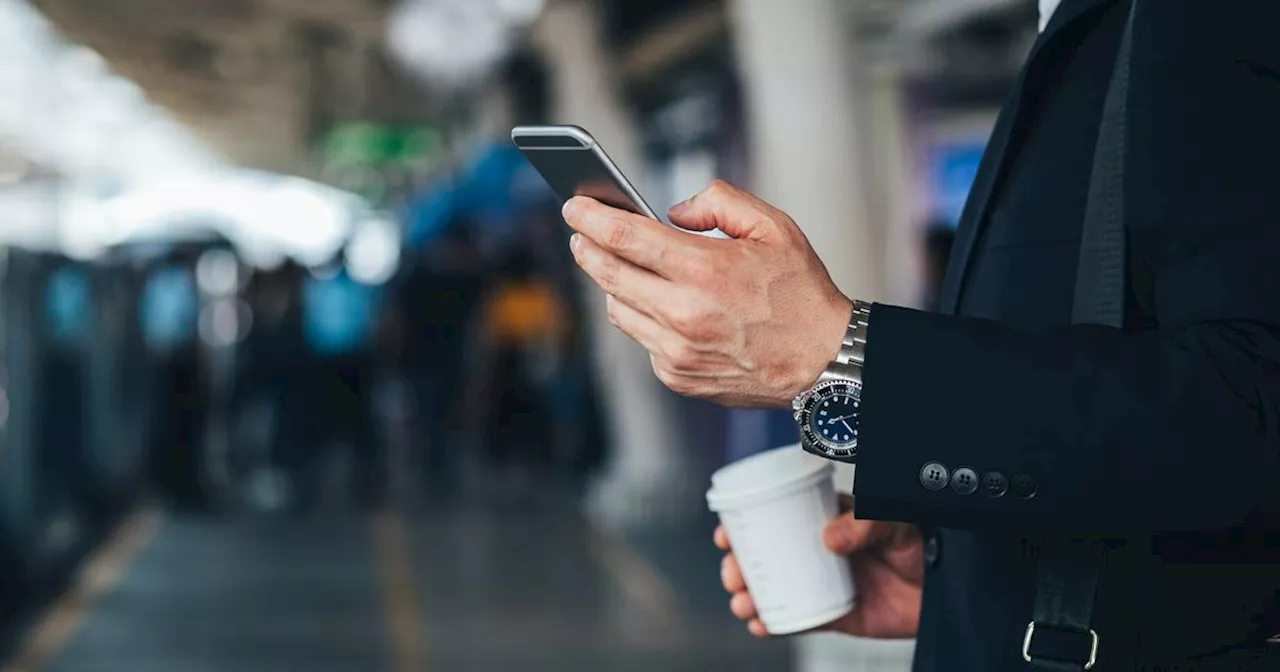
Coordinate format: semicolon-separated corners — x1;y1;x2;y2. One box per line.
0;0;1036;669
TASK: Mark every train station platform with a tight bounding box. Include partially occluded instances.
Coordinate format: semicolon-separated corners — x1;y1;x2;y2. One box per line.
4;502;791;672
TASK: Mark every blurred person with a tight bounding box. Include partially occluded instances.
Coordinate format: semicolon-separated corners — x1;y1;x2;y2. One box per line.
40;261;91;513
472;245;568;501
561;1;1280;669
288;250;383;510
390;217;488;501
523;194;608;489
139;246;206;511
231;261;305;481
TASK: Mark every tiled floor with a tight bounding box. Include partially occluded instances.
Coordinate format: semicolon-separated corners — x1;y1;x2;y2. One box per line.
34;501;791;672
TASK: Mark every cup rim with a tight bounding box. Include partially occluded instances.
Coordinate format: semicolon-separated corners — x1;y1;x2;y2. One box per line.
706;464;834;512
711;443;830;492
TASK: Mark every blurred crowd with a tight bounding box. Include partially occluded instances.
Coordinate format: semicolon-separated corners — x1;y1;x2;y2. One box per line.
24;140;615;519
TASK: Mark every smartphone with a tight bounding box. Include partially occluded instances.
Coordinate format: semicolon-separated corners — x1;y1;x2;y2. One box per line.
511;125;662;221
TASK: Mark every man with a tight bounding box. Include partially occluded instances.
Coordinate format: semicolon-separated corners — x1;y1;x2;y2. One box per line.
390;218;488;500
474;245;569;498
139;247;206;510
561;0;1280;669
294;251;383;508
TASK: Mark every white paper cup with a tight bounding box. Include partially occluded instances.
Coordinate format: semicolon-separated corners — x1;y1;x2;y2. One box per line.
707;444;856;635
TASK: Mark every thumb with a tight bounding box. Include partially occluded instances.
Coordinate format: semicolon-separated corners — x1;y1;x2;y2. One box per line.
668;180;782;241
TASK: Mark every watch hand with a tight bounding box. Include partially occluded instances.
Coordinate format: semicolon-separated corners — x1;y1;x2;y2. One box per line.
841;420;854;434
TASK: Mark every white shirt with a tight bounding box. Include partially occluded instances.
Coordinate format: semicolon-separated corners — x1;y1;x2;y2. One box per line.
1039;0;1063;31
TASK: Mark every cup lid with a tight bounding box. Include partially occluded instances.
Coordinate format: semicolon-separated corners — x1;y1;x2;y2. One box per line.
710;443;832;498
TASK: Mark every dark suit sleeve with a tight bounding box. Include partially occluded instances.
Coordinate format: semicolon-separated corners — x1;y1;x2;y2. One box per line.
853;2;1280;534
853;306;1280;533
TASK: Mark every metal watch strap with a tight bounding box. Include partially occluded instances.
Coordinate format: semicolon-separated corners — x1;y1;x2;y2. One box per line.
835;300;872;366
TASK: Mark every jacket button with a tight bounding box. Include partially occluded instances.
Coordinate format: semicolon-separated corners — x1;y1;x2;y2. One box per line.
950;467;978;495
923;533;941;567
982;471;1009;499
1010;473;1039;499
920;462;949;491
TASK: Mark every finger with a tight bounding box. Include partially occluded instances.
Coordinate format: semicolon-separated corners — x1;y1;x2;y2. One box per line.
713;525;731;550
603;294;670;356
747;619;770;638
667;180;782;241
564;196;697;279
721;554;746;593
823;513;888;556
729;592;758;620
571;235;676;320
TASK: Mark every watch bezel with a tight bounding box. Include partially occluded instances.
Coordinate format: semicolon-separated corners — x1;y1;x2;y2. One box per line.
795;378;861;461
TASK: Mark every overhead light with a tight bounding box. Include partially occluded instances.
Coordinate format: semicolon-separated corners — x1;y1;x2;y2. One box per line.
346;213;401;286
386;0;513;86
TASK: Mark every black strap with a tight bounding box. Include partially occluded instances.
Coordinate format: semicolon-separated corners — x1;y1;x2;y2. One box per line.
1027;1;1138;670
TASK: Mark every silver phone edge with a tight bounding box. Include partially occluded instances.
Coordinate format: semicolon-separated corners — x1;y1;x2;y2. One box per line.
510;124;596;149
510;125;662;222
588;142;662;222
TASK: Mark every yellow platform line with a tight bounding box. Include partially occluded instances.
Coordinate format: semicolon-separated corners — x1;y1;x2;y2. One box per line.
585;526;686;636
372;513;424;672
2;509;162;672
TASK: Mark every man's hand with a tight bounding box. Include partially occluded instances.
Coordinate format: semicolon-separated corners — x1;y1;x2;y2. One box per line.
563;180;852;409
717;495;924;640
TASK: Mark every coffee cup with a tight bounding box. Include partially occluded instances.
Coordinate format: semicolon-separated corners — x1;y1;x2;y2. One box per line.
707;444;856;635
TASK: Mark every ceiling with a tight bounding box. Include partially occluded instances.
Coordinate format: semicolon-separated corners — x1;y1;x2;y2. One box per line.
30;0;427;175
28;0;1036;177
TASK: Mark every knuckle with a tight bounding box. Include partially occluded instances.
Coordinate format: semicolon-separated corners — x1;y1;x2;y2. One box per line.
605;217;633;251
597;255;619;293
664;303;698;334
652;360;676;386
605;298;622;327
667;342;700;371
668;378;695;397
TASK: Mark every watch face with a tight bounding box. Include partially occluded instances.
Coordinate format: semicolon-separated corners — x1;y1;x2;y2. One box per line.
799;382;861;461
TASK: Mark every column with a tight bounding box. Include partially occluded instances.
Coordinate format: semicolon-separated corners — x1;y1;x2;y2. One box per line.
530;0;701;529
728;0;916;669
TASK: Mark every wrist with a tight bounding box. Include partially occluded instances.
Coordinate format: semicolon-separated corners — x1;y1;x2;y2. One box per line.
788;293;859;402
792;296;870;464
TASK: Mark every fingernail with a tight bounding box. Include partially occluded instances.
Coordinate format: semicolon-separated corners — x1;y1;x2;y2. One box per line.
562;198;577;220
669;198;691;216
570;233;582;253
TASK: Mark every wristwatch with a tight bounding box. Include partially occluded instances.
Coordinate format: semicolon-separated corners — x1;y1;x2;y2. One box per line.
792;300;871;464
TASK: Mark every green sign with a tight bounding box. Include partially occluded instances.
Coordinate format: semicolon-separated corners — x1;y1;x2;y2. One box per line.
316;122;446;206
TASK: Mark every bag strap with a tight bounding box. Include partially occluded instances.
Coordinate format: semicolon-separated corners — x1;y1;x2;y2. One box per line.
1024;1;1137;670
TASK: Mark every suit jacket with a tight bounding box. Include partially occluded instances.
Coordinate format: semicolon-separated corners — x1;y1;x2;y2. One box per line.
854;0;1280;669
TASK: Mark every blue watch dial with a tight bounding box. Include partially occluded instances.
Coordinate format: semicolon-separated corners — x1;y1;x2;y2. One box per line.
809;392;859;447
798;382;861;462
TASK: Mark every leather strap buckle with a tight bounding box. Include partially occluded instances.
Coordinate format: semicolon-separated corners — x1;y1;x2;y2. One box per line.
1022;621;1099;670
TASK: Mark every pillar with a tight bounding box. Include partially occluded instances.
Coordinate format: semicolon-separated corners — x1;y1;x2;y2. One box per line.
530;0;701;529
728;0;916;669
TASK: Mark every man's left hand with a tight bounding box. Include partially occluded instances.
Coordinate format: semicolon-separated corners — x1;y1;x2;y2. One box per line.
563;180;853;409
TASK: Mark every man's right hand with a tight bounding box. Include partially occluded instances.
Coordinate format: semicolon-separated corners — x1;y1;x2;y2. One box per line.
716;495;924;640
